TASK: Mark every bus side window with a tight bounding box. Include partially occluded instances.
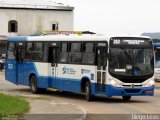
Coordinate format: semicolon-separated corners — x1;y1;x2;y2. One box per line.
68;43;82;63
59;43;68;63
7;42;16;60
32;42;43;61
25;42;33;60
43;43;48;62
82;43;95;64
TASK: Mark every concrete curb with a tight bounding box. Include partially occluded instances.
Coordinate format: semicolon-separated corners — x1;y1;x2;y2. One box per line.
24;100;87;120
70;104;87;120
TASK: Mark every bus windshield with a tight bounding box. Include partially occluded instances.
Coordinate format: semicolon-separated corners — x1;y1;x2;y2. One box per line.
109;38;154;77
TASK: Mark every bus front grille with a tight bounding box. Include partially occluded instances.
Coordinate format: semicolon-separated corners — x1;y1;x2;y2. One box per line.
122;85;143;88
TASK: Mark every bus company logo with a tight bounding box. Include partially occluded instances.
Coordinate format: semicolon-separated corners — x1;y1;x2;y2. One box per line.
63;67;69;74
81;69;90;74
62;67;76;75
8;64;13;69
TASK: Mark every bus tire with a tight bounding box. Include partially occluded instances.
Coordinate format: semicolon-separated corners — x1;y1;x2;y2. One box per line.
30;75;40;94
122;96;131;101
85;81;93;101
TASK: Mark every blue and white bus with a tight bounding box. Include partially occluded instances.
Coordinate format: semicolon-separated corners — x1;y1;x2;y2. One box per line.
5;34;155;101
154;43;160;61
153;43;160;81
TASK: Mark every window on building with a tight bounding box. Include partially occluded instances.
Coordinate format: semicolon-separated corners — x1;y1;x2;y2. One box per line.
82;43;95;64
52;24;58;31
8;20;18;32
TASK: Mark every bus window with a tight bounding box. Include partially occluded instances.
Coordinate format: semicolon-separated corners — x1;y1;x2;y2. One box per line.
7;42;16;60
43;43;49;62
59;43;68;63
69;43;82;63
82;43;95;64
25;42;43;61
25;42;33;60
32;42;43;61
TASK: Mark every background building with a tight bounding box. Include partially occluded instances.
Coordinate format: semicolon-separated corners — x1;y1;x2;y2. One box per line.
0;36;6;55
0;0;74;54
0;0;74;36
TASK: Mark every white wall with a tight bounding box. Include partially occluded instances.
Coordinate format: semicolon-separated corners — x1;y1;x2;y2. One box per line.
0;9;74;36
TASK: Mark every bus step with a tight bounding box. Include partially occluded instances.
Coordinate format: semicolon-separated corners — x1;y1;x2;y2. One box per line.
47;88;59;92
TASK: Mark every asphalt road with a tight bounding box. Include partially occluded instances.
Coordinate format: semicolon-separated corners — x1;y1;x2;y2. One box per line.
2;87;160;120
41;87;160;120
42;88;160;114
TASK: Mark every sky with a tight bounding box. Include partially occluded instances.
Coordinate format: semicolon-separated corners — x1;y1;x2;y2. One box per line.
54;0;160;35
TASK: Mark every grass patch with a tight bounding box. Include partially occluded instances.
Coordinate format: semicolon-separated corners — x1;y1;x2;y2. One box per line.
0;93;29;115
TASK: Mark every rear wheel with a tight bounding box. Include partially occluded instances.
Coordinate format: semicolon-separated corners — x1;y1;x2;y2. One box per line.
85;81;93;101
122;96;131;101
30;76;40;94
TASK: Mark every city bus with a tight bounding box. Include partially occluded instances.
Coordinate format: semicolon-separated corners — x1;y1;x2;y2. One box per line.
153;43;160;81
5;34;155;101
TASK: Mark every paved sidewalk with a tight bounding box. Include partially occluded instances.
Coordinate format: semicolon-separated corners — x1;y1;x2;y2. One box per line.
0;71;86;120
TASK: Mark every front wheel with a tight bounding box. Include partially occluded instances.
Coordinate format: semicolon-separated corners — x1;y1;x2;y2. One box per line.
122;96;131;101
85;81;93;101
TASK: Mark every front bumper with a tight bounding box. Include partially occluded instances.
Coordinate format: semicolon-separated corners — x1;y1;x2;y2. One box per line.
106;85;154;96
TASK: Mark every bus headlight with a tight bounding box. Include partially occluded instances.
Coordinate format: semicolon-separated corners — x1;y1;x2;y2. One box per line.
110;79;121;87
144;80;155;87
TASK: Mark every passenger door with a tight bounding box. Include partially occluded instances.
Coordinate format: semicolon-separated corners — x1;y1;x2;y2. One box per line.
96;47;108;94
48;47;59;88
17;43;25;84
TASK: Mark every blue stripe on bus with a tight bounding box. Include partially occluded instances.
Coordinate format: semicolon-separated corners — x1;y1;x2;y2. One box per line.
7;36;28;41
5;60;154;97
105;85;154;96
36;76;154;96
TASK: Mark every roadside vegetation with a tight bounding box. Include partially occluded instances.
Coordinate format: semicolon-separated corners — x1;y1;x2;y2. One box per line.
0;93;29;115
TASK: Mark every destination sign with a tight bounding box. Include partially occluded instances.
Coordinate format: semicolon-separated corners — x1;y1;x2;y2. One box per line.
110;38;152;47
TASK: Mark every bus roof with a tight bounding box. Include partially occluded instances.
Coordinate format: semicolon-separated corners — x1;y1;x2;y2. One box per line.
7;35;109;42
7;35;151;42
